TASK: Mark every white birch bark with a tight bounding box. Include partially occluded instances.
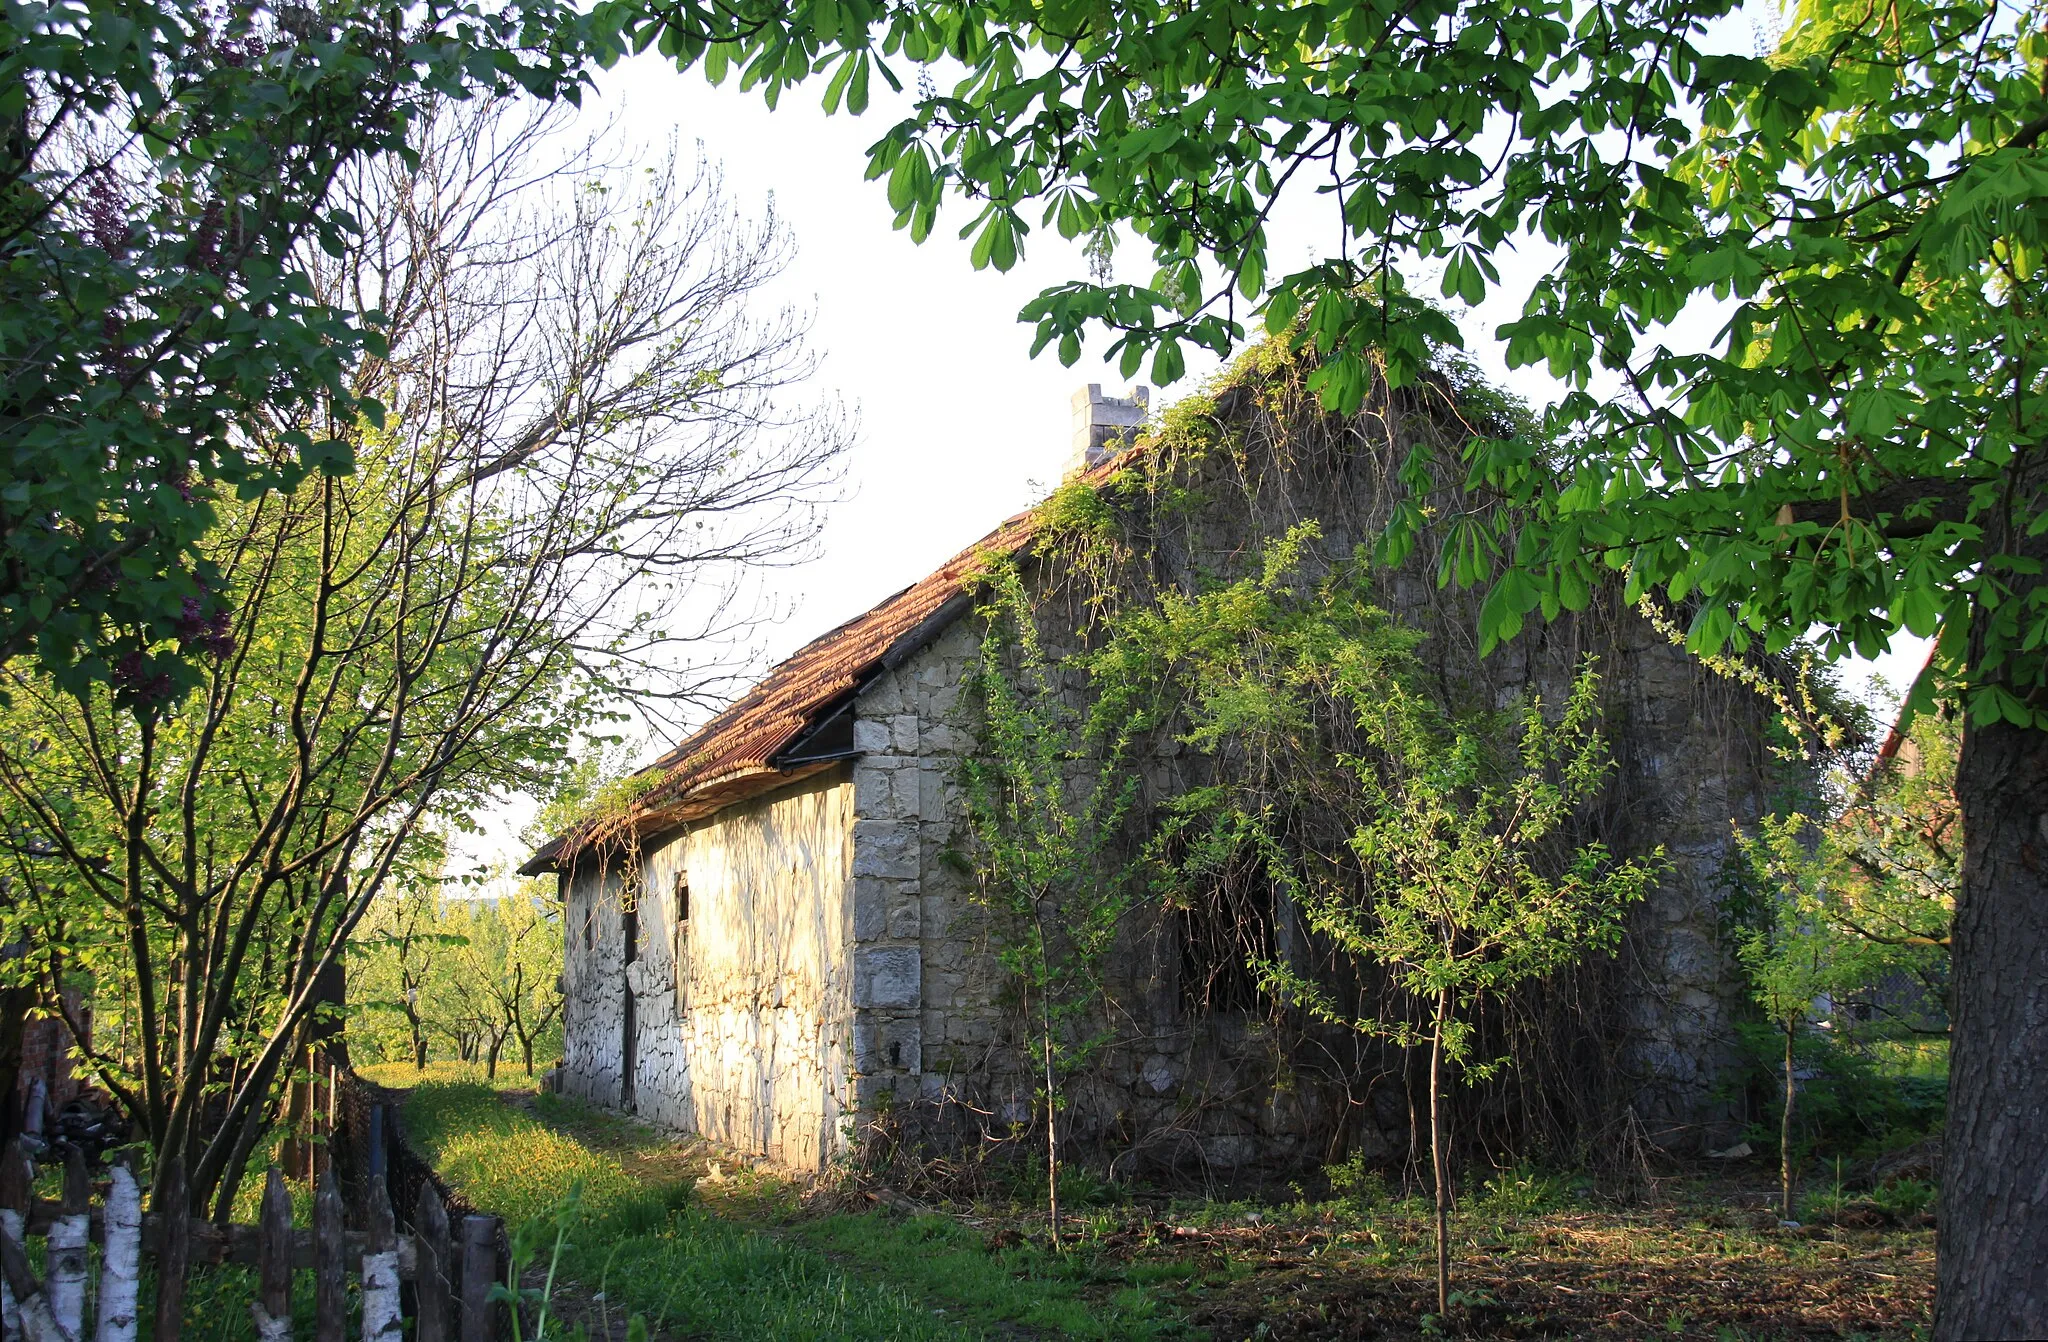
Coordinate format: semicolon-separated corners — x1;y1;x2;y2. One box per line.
360;1250;403;1342
44;1205;87;1342
1;1206;23;1342
93;1166;142;1342
15;1294;68;1342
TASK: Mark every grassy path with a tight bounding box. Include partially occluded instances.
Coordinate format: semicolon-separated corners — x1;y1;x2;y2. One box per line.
398;1082;1184;1340
400;1082;960;1340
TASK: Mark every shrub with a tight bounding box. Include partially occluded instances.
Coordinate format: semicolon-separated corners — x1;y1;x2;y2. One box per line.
1475;1165;1569;1218
1732;1023;1946;1164
1870;1177;1937;1222
1323;1151;1390;1212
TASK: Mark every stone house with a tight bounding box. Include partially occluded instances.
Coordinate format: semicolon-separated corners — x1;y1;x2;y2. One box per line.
523;350;1780;1175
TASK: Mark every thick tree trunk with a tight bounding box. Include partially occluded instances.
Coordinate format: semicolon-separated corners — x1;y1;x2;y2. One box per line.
1939;456;2048;1339
1939;704;2048;1337
0;981;33;1148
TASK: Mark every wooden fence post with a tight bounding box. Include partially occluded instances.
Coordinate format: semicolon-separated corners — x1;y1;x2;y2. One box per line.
252;1165;293;1342
151;1154;189;1342
361;1173;403;1342
416;1183;452;1342
459;1215;497;1342
46;1148;89;1339
314;1172;345;1342
95;1156;143;1342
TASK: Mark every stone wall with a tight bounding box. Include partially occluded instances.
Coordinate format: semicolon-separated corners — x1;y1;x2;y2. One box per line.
558;769;857;1170
845;620;988;1123
840;365;1777;1168
560;354;1780;1173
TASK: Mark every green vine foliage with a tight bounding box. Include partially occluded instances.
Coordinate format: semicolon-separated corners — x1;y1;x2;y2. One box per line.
963;483;1665;1203
1077;522;1662;1075
1005;515;1660;1297
960;557;1141;1102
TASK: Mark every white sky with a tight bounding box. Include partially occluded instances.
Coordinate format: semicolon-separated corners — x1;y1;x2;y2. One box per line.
451;36;1932;886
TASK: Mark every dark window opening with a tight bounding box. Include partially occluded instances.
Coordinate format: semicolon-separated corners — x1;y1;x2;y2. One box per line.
1178;847;1277;1016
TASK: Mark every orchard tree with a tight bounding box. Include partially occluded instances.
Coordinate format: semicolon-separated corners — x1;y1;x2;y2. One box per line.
1308;670;1658;1318
960;557;1140;1249
1085;527;1657;1315
349;883;463;1071
443;889;565;1078
619;0;2048;1326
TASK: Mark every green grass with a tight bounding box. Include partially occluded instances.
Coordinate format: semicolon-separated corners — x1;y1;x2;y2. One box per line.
356;1057;557;1090
403;1082;953;1339
792;1212;1188;1339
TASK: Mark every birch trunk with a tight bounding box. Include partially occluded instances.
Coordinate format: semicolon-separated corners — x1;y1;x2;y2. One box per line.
94;1165;143;1342
46;1154;89;1341
360;1251;403;1342
0;1206;22;1342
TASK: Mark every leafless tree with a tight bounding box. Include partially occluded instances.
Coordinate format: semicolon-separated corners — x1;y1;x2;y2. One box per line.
0;95;848;1240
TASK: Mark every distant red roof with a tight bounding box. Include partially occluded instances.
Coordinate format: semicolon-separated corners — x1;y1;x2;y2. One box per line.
520;491;1053;874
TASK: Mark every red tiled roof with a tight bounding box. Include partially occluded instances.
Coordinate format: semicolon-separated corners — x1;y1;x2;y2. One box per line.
520;494;1052;874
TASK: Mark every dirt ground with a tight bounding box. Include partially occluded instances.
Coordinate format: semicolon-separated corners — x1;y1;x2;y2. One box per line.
1139;1207;1932;1339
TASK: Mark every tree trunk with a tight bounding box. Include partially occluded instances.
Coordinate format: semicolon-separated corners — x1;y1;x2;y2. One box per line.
1031;923;1060;1253
1937;457;2048;1340
485;1036;500;1080
411;1025;428;1072
1430;987;1450;1318
1043;1017;1060;1251
0;982;32;1149
1939;688;2048;1337
1780;1022;1796;1223
521;1037;534;1077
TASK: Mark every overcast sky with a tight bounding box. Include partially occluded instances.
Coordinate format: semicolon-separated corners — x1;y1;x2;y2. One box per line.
452;36;1932;886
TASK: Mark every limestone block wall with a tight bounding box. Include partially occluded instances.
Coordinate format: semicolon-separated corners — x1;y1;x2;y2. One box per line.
558;768;857;1171
845;617;986;1121
560;861;632;1110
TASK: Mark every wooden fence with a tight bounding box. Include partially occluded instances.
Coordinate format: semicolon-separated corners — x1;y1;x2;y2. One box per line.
0;1143;505;1342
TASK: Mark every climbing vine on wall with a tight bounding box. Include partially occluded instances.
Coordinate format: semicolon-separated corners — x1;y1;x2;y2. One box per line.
959;554;1142;1244
967;479;1667;1208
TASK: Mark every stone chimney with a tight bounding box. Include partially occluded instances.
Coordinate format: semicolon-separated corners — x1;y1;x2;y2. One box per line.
1067;384;1150;475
